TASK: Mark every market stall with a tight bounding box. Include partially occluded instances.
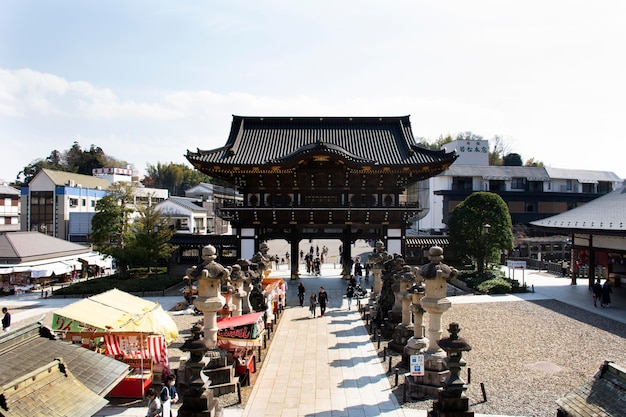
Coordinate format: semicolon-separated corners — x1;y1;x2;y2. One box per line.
51;289;179;398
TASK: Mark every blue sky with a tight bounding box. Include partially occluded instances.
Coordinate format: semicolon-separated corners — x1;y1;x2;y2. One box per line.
1;0;625;183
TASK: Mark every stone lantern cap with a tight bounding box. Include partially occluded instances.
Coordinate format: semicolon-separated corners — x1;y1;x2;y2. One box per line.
437;322;471;352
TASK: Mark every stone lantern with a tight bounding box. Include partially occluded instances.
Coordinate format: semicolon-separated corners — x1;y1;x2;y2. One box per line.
389;265;417;353
186;245;229;349
403;280;427;363
229;264;245;317
429;322;473;417
177;324;222;417
419;246;458;395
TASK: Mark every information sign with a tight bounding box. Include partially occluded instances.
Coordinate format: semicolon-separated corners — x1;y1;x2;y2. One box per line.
410;354;424;376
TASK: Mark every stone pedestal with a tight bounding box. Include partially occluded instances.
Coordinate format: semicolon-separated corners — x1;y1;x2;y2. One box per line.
389;266;417;353
428;323;474;417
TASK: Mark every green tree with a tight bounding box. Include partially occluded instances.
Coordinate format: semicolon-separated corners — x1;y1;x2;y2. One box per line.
15;142;129;186
503;153;523;166
144;162;212;196
91;182;136;278
448;192;513;273
131;203;175;273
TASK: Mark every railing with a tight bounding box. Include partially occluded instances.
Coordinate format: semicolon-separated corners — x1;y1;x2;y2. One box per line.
218;201;422;210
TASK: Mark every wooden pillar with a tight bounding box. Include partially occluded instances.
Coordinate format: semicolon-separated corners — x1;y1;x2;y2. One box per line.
290;230;299;280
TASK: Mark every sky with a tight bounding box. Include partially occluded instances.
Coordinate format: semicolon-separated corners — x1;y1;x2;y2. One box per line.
1;0;625;183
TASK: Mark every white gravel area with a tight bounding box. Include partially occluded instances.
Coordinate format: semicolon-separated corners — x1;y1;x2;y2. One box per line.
392;299;626;417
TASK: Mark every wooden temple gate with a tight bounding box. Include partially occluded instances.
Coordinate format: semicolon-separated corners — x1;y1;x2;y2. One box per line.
186;116;457;279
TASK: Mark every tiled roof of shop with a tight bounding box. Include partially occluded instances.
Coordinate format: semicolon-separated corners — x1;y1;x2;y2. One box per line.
0;321;129;416
186;116;457;167
531;184;626;232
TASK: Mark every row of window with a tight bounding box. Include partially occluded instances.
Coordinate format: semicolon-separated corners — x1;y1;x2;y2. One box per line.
452;177;613;194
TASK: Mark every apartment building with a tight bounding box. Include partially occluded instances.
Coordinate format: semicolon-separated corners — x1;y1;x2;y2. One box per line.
0;184;20;232
417;139;622;232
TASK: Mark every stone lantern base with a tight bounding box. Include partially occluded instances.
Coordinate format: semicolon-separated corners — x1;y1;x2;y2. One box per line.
388;323;414;354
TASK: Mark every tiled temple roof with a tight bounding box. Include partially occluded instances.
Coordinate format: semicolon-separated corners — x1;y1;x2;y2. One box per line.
186;116;457;169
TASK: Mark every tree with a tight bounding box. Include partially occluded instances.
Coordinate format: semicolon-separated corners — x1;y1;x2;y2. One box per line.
503;153;523;166
447;192;513;273
15;141;130;186
144;162;212;196
131;203;175;273
91;182;136;278
524;157;544;167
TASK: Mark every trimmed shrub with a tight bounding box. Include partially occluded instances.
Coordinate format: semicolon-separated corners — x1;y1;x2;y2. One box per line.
477;278;512;294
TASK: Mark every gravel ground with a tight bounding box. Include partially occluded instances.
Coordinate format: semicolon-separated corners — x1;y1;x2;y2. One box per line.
379;299;626;417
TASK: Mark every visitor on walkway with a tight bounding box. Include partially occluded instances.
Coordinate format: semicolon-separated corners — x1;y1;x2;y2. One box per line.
318;287;329;317
601;280;612;308
145;387;162;417
298;282;306;307
310;292;318;318
346;284;354;310
593;279;602;307
2;307;10;333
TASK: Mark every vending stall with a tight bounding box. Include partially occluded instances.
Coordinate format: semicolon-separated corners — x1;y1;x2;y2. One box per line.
216;312;265;386
51;289;179;398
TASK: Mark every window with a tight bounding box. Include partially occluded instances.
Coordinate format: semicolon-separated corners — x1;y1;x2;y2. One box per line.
525;202;537;213
91;200;95;207
452;177;473;191
582;183;596;193
566;180;573;191
489;180;506;192
511;177;525;190
69;198;78;207
82;199;86;206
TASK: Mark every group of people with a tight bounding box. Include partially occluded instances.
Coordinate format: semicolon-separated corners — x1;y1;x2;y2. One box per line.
144;374;179;417
296;283;329;317
592;279;613;308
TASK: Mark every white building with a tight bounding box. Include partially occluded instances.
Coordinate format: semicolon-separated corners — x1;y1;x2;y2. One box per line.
417;139;623;233
21;169;168;242
0;184;21;232
154;196;209;234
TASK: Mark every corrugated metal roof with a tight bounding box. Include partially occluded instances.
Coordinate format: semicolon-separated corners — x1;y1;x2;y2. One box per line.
167;196;206;212
544;167;622;182
0;184;20;195
442;165;551;181
0;231;91;263
186;116;457;168
41;168;112;189
531;184;626;231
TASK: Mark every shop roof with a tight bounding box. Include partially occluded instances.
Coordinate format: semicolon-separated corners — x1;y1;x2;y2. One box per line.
0;231;91;264
0;321;129;416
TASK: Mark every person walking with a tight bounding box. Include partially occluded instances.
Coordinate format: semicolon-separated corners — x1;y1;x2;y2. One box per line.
592;279;602;307
2;307;10;333
309;292;318;318
160;377;172;417
163;374;179;417
145;387;162;417
601;280;613;308
297;282;306;307
346;284;354;310
318;287;329;317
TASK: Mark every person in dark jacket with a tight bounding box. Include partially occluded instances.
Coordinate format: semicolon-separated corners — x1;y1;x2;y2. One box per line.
601;280;612;308
592;279;602;307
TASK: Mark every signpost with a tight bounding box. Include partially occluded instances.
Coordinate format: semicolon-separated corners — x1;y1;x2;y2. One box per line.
506;260;527;288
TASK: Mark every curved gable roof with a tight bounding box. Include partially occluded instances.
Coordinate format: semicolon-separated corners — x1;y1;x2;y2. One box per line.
186;115;457;169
